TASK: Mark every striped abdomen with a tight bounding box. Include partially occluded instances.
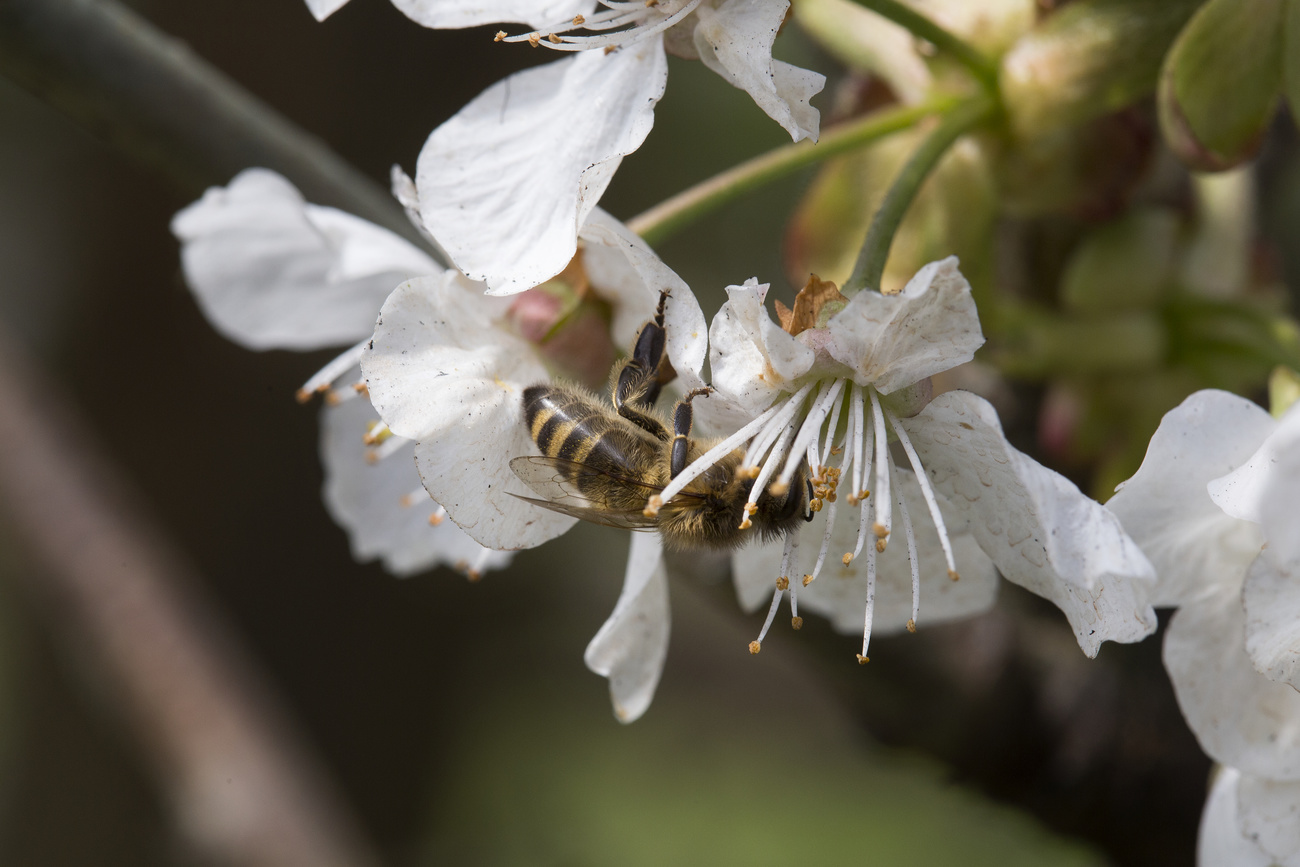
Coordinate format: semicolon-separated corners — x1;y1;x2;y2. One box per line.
522;385;662;507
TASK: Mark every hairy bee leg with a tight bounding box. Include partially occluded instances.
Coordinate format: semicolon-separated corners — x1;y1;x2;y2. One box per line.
612;288;674;438
670;387;713;479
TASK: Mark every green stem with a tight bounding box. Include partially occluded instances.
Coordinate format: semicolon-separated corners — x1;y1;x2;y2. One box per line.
627;97;954;247
842;92;997;295
848;0;1000;88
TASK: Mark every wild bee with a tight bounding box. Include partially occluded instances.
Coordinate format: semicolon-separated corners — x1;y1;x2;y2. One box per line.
511;293;813;551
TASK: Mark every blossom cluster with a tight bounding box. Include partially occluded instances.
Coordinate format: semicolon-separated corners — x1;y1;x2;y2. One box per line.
168;0;1300;863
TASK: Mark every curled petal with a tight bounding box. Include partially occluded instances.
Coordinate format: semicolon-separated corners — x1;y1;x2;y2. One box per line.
584;532;670;723
579;209;686;349
416;42;667;295
1165;589;1300;779
707;279;815;429
901;390;1157;657
319;390;511;576
392;0;595;29
827;257;984;394
361;275;576;549
172;169;437;350
1243;553;1300;691
1108;389;1273;606
732;470;998;634
1259;405;1300;564
692;0;825;142
1237;774;1300;867
1208;402;1300;529
1198;768;1275;867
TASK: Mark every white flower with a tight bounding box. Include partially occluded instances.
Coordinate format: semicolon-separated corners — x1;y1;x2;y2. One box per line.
1108;390;1300;867
330;0;823;295
172;168;509;579
663;258;1158;660
360;208;681;719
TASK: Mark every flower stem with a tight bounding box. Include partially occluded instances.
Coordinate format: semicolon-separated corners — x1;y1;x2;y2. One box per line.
848;0;1000;88
842;92;997;296
628;97;955;247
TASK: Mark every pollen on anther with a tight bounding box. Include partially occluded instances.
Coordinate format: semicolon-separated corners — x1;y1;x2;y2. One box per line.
738;518;752;530
399;493;416;508
546;33;561;43
856;654;870;665
748;640;762;655
353;382;369;397
906;618;917;633
571;14;585;23
643;494;663;517
791;616;804;630
494;30;506;41
809;499;823;513
873;522;888;538
429;511;445;526
294;388;314;404
775;576;789;591
841;552;853;566
769;480;790;497
324;390;342;407
466;569;483;583
876;538;887;553
802;574;813;587
603;45;616;55
527;32;541;47
739;466;761;480
948;569;960;582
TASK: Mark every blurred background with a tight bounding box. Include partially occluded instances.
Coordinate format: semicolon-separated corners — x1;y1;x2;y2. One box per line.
0;0;1272;863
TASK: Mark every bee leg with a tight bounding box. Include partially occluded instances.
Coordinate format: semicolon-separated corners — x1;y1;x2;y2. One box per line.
612;292;675;438
670;387;713;479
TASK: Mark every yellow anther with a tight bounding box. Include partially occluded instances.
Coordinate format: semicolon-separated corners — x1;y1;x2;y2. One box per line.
809;499;823;512
572;13;585;23
527;32;541;46
769;480;790;497
547;33;561;43
801;574;813;587
791;616;804;630
466;569;483;583
906;619;917;633
948;569;960;582
842;553;853;566
749;640;762;655
776;576;789;591
399;493;416;508
856;654;870;665
738;466;761;480
876;538;887;553
738;517;753;530
873;522;888;538
353;382;369;396
643;494;663;518
494;30;506;41
429;511;445;526
324;390;342;407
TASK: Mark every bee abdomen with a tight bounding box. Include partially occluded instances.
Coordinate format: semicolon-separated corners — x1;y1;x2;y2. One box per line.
523;385;630;470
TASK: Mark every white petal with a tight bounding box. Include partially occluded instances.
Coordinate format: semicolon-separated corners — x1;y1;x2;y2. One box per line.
578;208;686;349
319;389;512;576
732;471;998;633
1243;553;1300;691
826;257;985;394
1165;589;1300;779
361;275;576;549
1208;402;1300;527
692;0;825;142
584;532;670;723
392;0;594;29
1198;769;1274;867
415;42;667;295
1238;774;1300;866
304;0;351;21
172;169;438;351
902;390;1157;657
1107;389;1273;606
708;279;815;422
1259;405;1300;564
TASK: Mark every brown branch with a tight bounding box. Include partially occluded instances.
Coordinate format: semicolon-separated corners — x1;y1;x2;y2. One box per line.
0;0;420;246
0;328;380;867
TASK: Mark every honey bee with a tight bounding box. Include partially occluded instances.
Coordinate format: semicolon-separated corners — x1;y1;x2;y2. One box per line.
511;293;812;551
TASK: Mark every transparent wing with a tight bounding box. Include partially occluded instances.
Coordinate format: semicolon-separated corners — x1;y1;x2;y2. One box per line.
507;492;660;531
509;455;665;507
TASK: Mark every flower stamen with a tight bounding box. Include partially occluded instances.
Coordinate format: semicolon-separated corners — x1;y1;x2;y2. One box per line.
296;338;368;403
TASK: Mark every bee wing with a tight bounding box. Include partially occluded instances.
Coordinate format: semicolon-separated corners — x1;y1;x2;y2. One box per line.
508;493;660;531
509;455;664;530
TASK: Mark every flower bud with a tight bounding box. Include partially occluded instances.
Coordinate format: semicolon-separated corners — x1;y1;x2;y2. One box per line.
1060;208;1178;314
1000;0;1201;140
1158;0;1284;171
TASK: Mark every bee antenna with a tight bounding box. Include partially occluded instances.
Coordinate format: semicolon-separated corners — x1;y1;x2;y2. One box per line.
803;477;815;522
